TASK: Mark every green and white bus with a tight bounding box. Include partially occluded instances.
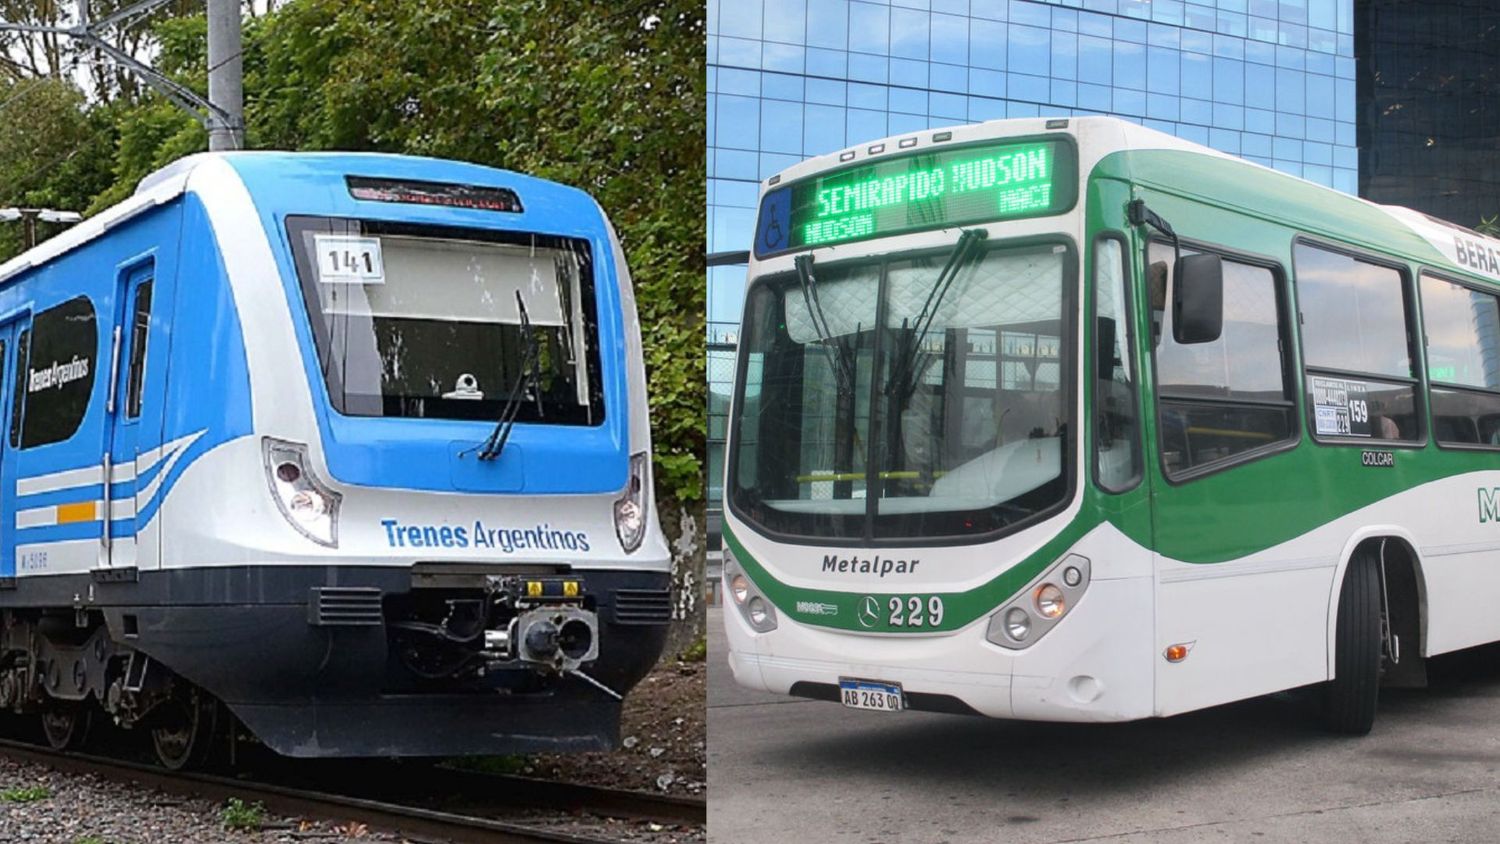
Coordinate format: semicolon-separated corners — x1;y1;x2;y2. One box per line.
721;115;1500;733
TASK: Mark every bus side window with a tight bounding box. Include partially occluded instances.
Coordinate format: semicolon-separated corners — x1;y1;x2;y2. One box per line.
126;280;154;419
1094;237;1141;491
8;328;26;448
1293;243;1420;443
1420;272;1500;446
1152;242;1296;478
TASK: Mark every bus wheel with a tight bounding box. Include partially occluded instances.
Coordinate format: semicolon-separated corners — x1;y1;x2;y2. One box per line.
1321;551;1382;734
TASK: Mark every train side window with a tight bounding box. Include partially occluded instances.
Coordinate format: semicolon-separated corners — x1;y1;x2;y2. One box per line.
9;328;27;449
125;280;153;419
1293;243;1420;443
1093;237;1140;492
1151;242;1296;479
20;297;97;449
1421;272;1500;446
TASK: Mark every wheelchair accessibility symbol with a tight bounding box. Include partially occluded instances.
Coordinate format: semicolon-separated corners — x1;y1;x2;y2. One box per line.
756;188;791;256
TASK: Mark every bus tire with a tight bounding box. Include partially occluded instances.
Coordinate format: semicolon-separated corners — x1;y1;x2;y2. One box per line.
1321;552;1382;735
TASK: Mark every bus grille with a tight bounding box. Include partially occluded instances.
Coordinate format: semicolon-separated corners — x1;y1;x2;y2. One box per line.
612;589;673;626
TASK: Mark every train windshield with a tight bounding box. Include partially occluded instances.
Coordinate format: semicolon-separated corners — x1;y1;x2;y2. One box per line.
729;240;1072;541
286;217;603;425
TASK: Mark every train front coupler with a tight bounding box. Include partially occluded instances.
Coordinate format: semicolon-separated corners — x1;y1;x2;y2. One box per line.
480;576;619;699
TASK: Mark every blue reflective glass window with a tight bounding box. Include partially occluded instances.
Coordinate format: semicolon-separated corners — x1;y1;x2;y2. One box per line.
1245;107;1275;133
1011;0;1051;27
969;68;1007;97
1006;100;1041;118
806;2;848;49
713;148;758;181
1241;133;1272;157
1180;97;1212;125
1181;28;1213;54
891;59;929;88
1213;103;1244;130
1246;39;1276;65
1333;168;1356;195
1276;67;1305;113
1181;52;1211;99
718;67;760;96
971;0;1008;21
765;0;807;44
806;78;846;105
1306;73;1334;116
932;63;966;91
1053;7;1080;32
1337;0;1351;34
1115;16;1148;42
1177;123;1209;145
1214;33;1246;59
1011;72;1050;102
1218;12;1248;37
1114;40;1146;88
1273;159;1303;178
1308;28;1336;54
1336;121;1354;147
1084;0;1119;14
1272;136;1301;160
719;1;763;40
848;82;885;110
759;100;803;154
1245;154;1273;168
1079;82;1113;110
1249;0;1276;16
931;91;967;119
1335;55;1354;79
803;104;846;155
717;95;760;150
1147;92;1179;120
1276;113;1304;138
968;97;1007;121
762;72;804;101
932;14;970;65
1185;6;1216;30
888;112;928;134
1148;45;1180;95
1245;62;1274;108
1302;141;1332;166
1052;31;1079;79
1280;23;1307;49
1335;78;1354;122
1305;116;1335;143
1149;21;1182;48
1080;11;1113;37
1120;0;1152;21
850;3;890;54
1276;44;1304;69
1210;127;1242;154
759;152;800;180
1051;79;1079;107
1302;164;1332;186
852;108;882;143
970;20;1008;70
1152;0;1185;26
1278;0;1307;24
1306;50;1334;76
1213;57;1244;104
1008;24;1051;74
719;37;762;68
890;87;928;114
1113;87;1146;116
807;48;847;77
1079;35;1113;83
763;43;806;73
849;52;888;83
1337;33;1352;57
1144;117;1175;134
891;8;930;59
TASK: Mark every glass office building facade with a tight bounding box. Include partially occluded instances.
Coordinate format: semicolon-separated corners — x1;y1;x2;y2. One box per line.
707;0;1358;539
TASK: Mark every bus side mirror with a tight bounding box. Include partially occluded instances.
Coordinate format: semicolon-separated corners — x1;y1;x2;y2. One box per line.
1172;253;1223;344
1096;316;1117;378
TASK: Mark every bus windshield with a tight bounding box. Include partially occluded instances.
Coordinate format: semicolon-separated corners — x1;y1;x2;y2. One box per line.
286;217;603;425
730;240;1072;541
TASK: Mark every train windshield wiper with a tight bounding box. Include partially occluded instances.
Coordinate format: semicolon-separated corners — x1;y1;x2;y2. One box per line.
477;291;543;461
793;254;855;396
886;228;988;402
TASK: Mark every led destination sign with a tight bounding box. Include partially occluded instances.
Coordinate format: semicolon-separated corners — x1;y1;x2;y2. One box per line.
753;137;1076;258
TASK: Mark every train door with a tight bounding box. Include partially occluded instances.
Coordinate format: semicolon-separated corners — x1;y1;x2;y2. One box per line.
0;321;21;581
103;263;154;569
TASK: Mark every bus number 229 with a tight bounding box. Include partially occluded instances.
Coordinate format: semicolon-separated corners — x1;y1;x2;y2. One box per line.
887;595;945;627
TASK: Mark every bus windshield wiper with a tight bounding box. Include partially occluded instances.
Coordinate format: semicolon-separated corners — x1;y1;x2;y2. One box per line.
477;291;543;461
886;228;988;402
793;254;854;396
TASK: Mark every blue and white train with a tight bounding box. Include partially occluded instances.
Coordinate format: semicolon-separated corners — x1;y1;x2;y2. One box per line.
0;152;672;767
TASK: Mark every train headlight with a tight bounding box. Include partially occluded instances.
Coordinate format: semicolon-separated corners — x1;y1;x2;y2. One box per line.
723;546;777;633
986;554;1090;650
614;451;649;553
262;438;341;548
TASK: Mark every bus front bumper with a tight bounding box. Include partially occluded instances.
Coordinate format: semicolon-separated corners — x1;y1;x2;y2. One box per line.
725;575;1156;722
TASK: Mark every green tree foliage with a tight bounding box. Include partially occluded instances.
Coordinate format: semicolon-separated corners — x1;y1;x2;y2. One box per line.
0;0;706;506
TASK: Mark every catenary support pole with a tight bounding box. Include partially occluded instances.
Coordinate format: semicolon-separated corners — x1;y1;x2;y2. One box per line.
206;0;243;151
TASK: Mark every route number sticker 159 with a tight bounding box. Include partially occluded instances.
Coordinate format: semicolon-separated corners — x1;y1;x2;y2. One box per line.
314;234;386;285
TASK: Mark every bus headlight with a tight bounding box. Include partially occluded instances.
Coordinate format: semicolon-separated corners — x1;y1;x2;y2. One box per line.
262;438;341;548
986;554;1090;650
723;547;777;633
614;452;648;553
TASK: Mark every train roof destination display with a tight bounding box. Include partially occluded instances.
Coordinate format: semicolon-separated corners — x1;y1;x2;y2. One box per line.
754;137;1076;258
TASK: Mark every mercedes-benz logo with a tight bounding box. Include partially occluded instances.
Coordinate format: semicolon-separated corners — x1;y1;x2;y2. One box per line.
857;596;881;628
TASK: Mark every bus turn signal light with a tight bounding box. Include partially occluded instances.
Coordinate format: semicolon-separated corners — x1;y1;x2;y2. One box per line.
1165;644;1192;663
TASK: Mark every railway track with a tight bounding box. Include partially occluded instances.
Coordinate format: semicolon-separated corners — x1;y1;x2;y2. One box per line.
0;736;705;843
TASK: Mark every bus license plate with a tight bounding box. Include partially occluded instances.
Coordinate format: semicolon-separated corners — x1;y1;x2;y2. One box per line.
838;678;904;712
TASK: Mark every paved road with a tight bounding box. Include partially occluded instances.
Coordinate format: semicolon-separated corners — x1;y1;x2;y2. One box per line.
708;607;1500;843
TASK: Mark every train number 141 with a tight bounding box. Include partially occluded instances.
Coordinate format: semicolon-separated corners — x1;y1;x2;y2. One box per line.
887;595;945;627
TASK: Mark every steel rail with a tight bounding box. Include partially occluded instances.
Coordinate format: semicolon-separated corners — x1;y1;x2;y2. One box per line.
0;737;692;844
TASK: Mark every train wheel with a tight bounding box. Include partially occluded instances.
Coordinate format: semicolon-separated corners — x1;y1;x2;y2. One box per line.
40;702;91;751
1321;551;1382;735
151;687;219;770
